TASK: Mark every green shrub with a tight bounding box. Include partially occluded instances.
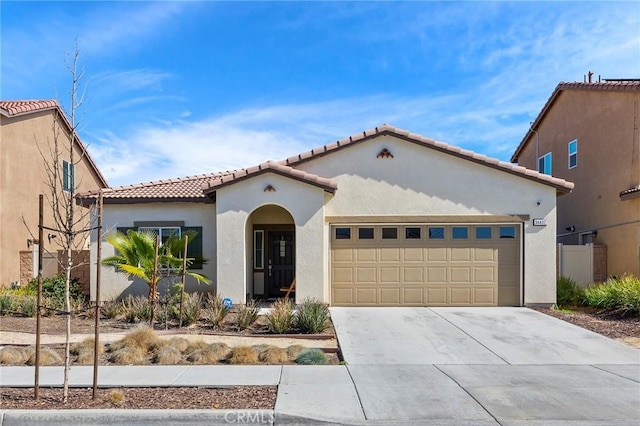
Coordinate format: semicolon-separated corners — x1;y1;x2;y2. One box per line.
26;274;83;306
296;298;329;334
236;300;259;331
295;348;327;365
0;293;16;315
584;275;640;316
266;299;295;334
556;276;584;306
203;294;230;328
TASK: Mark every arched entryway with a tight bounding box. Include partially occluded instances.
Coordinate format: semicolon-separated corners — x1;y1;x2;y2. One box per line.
246;204;296;299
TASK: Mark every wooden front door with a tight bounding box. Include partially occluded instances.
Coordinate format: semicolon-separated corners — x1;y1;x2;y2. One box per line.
267;231;295;297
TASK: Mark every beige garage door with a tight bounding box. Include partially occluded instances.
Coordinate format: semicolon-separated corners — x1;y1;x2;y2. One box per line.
331;224;520;306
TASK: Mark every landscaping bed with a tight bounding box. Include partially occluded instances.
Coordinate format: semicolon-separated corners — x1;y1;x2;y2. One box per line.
0;386;276;410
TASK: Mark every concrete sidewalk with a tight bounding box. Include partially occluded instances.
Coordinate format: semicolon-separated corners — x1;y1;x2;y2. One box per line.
2;363;639;425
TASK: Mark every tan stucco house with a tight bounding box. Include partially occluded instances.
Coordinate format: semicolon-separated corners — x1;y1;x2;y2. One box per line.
511;79;640;277
81;125;573;306
0;100;109;288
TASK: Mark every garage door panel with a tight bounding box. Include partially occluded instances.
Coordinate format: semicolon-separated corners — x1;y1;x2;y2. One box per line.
333;288;354;304
380;267;400;283
357;248;377;262
450;288;472;304
403;267;424;283
333;248;353;262
356;267;377;284
427;247;447;261
380;288;401;304
380;248;400;262
403;247;424;262
473;287;495;304
355;288;377;304
450;247;471;261
427;266;447;283
450;267;471;283
333;267;354;284
403;288;424;304
331;224;520;307
474;247;496;261
426;288;447;304
474;266;495;283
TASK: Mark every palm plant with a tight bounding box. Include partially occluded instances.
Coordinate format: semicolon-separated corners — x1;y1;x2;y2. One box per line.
102;229;211;325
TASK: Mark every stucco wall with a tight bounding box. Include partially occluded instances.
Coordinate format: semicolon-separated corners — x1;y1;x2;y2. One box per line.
1;110;106;287
296;135;559;305
90;202;216;301
516;89;640;276
215;173;326;304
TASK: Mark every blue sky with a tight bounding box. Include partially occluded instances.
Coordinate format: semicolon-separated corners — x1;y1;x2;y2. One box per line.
2;1;639;187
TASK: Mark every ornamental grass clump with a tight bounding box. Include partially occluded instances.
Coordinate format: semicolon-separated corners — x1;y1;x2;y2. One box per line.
257;345;288;363
295;348;327;365
152;346;182;365
286;345;306;360
0;347;28;365
108;389;125;406
109;346;146;365
227;346;258;365
266;298;295;334
236;300;260;331
295;298;329;334
584;274;640;316
203;294;230;329
25;347;62;366
556;276;585;307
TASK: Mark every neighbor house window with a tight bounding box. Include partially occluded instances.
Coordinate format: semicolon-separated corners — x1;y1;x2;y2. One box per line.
568;140;577;169
538;152;552;175
62;160;74;192
254;230;264;269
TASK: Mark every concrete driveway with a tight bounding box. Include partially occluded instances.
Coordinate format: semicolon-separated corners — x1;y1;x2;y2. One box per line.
314;307;640;424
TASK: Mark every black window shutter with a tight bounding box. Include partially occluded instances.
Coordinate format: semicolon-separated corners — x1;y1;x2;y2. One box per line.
182;226;203;270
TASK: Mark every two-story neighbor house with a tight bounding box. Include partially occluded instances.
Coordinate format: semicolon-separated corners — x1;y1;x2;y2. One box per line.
511;79;640;277
0;100;109;289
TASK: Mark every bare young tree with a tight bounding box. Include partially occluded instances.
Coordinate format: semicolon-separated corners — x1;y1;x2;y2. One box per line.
23;46;96;403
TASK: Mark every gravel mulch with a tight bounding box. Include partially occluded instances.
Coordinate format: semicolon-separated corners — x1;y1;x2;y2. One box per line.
534;306;640;340
0;386;277;410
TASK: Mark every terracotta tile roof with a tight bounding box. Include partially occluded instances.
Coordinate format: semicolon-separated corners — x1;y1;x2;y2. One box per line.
78;173;225;205
1;99;109;188
511;80;640;162
282;124;573;193
0;100;59;116
202;160;337;194
79;124;573;205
